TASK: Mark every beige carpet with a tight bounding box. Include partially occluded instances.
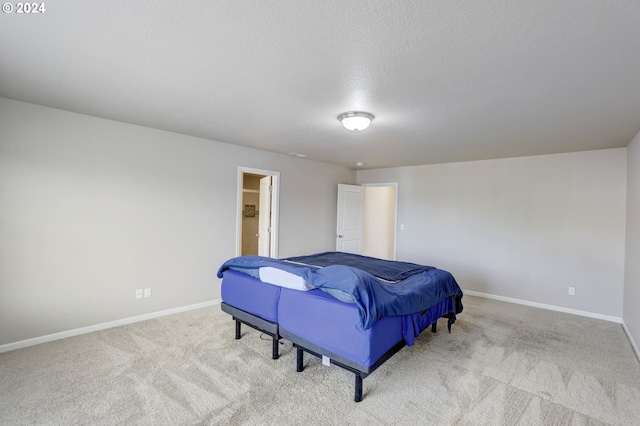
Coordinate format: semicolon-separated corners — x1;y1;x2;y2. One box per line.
1;295;639;425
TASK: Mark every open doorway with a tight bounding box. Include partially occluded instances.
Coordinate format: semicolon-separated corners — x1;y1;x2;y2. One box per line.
237;167;279;258
336;183;398;260
362;183;397;260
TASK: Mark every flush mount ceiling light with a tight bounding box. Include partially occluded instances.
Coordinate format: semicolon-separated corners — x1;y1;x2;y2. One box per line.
337;111;375;131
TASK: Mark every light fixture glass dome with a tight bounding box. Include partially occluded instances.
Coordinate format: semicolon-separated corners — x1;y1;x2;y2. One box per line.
338;111;375;131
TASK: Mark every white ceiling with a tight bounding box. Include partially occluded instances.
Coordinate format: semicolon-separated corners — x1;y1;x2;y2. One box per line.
2;1;639;169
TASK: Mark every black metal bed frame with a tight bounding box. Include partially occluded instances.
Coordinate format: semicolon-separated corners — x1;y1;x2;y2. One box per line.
221;301;456;401
220;302;281;360
280;320;441;402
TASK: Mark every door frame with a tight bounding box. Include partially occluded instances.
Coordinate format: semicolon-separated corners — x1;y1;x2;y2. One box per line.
236;166;280;258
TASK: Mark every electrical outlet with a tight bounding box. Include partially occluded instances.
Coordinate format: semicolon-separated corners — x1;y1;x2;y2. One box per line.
568;287;575;296
144;288;151;298
135;289;143;299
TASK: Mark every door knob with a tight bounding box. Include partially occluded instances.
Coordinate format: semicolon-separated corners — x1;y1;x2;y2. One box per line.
337;235;343;238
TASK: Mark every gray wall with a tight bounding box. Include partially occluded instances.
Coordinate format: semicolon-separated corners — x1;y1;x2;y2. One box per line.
357;149;627;318
2;95;636;354
625;130;640;355
0;98;355;346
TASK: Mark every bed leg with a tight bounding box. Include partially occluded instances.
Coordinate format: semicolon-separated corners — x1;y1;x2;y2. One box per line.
234;319;241;339
431;321;437;333
354;374;363;402
272;336;279;360
296;347;304;372
447;316;453;333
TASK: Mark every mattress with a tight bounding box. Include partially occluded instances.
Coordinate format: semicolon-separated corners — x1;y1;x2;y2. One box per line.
221;269;281;323
218;253;463;330
278;287;403;369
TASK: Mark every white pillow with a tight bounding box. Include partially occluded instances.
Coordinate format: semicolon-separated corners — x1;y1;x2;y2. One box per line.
258;267;314;291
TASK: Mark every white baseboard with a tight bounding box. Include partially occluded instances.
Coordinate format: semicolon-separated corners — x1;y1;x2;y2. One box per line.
3;294;635;359
622;321;640;363
0;299;222;354
463;290;622;323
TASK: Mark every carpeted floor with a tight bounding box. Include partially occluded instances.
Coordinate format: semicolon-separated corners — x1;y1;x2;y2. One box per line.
1;295;639;425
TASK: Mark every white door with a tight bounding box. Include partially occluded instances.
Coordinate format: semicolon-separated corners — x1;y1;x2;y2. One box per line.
336;184;364;254
258;176;272;256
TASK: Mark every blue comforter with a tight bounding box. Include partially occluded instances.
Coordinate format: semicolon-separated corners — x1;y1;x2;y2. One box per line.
284;251;435;282
217;253;463;330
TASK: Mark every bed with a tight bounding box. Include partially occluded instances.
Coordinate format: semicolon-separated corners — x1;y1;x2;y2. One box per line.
218;252;463;401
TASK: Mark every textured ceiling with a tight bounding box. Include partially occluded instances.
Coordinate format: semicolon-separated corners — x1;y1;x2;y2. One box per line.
1;0;639;169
